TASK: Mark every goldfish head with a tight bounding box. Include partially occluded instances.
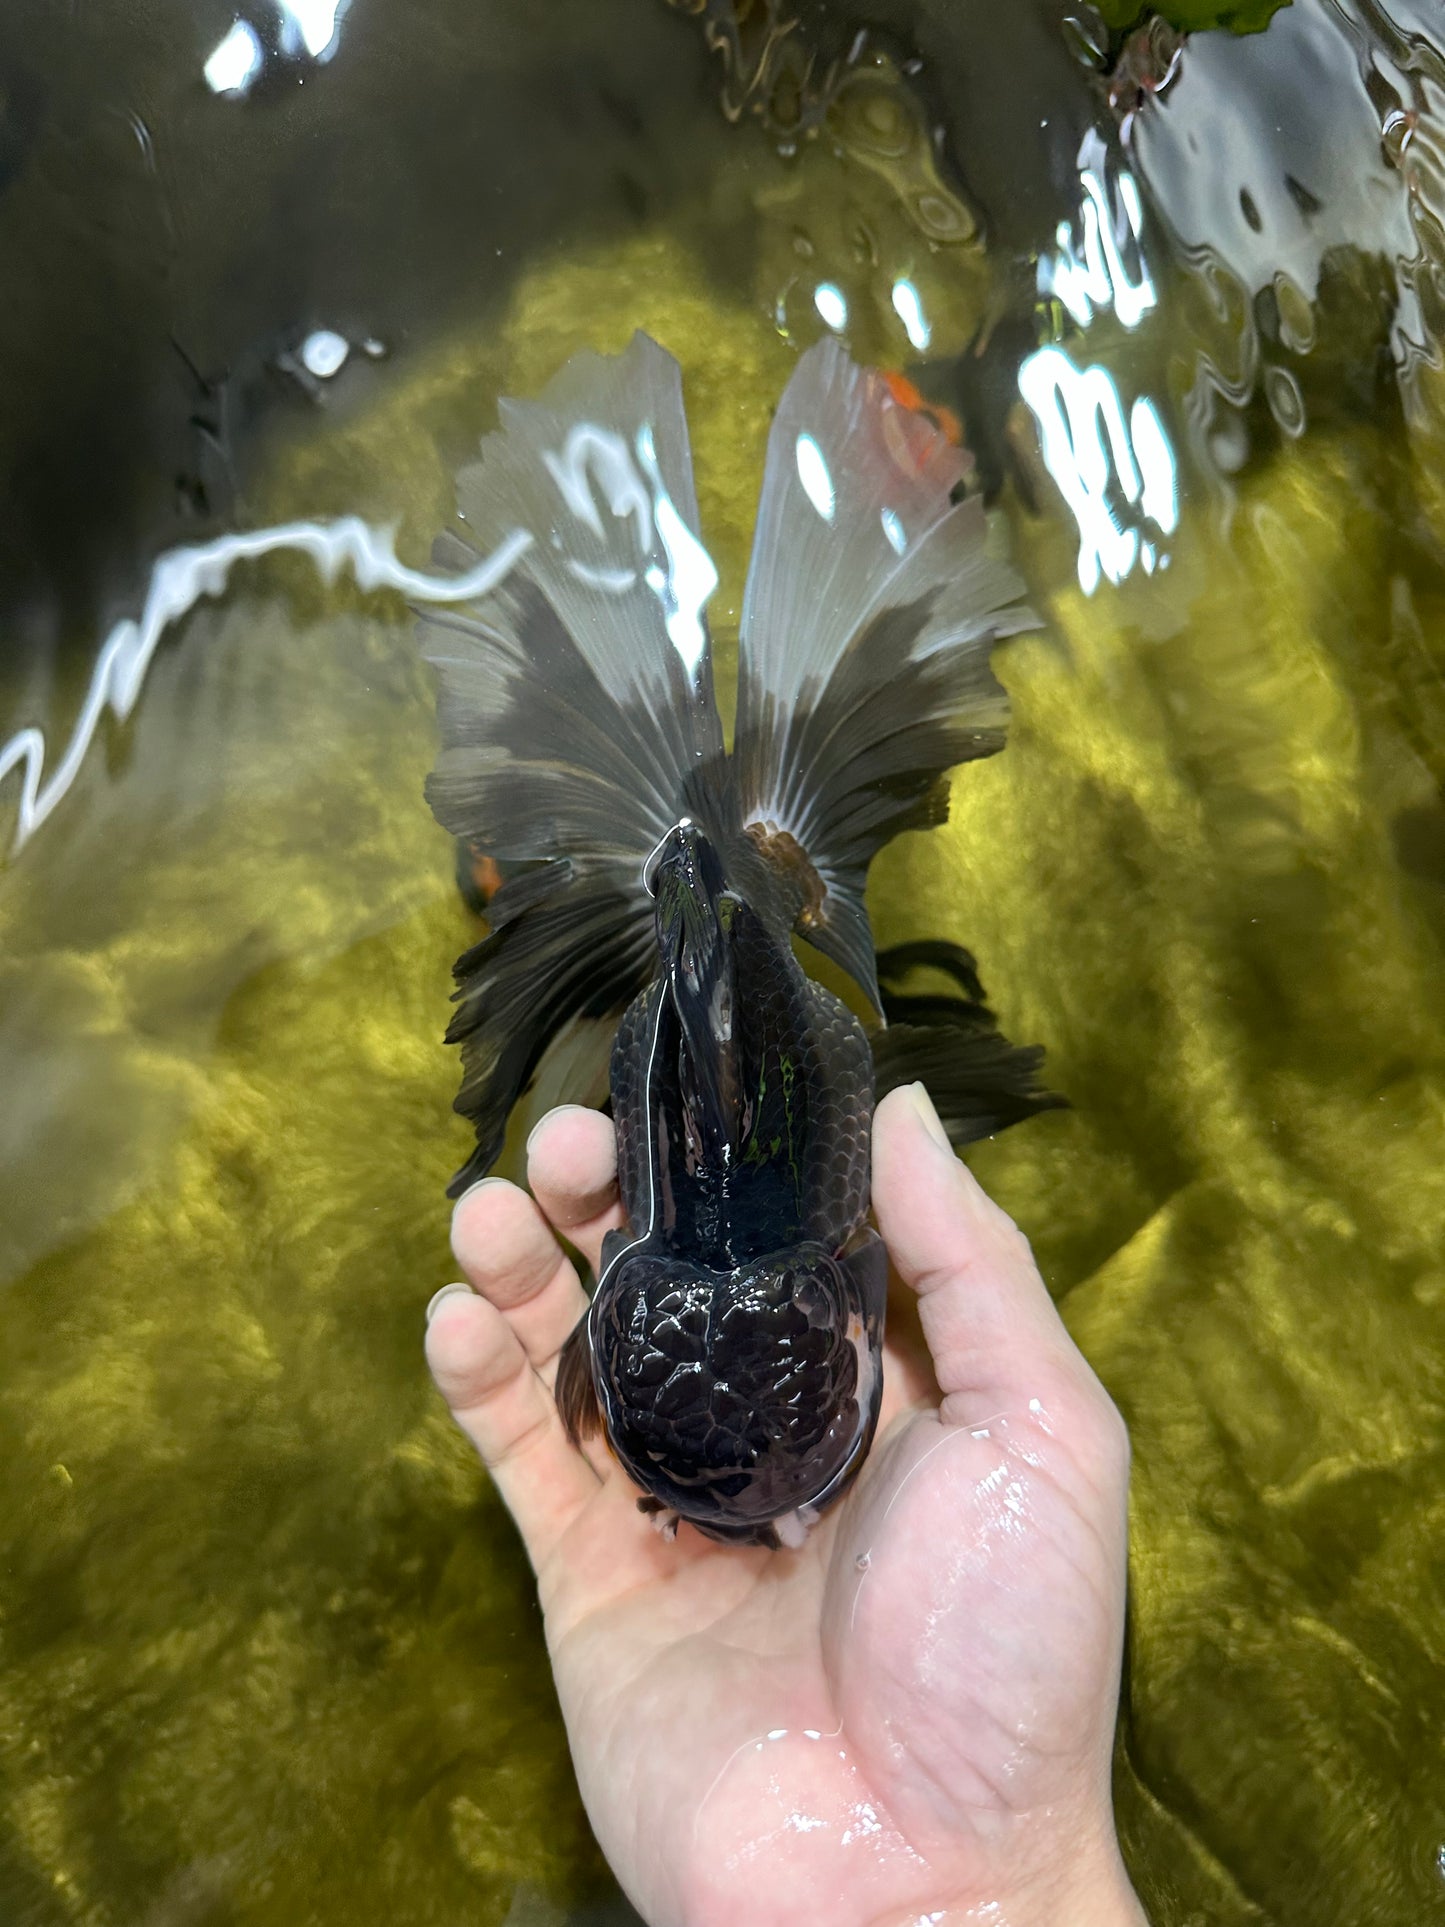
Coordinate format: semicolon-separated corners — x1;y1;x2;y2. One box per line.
648;819;736;996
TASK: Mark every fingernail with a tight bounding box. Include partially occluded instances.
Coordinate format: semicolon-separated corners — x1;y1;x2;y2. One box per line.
909;1081;953;1154
452;1175;509;1214
425;1282;474;1327
526;1104;594;1157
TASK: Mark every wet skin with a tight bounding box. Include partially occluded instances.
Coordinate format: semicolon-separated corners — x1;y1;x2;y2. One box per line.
426;1086;1147;1927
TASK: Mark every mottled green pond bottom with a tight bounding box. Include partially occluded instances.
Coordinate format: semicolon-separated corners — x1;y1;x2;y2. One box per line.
4;98;1445;1927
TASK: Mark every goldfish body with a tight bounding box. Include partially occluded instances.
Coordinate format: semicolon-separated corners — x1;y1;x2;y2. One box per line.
418;334;1056;1547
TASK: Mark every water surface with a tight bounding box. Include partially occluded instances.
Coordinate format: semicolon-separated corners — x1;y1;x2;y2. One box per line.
2;3;1444;1923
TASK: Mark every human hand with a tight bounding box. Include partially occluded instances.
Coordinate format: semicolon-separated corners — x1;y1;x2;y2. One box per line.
425;1083;1146;1927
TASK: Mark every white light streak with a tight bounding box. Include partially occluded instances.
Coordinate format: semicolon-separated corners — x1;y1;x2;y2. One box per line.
890;278;932;351
203;21;263;95
279;0;347;60
1130;396;1179;550
813;282;848;331
795;433;836;523
634;425;718;682
544;423;652;551
0;520;532;856
880;507;907;555
1019;345;1178;594
1039;157;1156;333
544;419;717;684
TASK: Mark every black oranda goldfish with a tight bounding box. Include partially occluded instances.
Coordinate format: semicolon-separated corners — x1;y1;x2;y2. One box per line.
417;332;1058;1548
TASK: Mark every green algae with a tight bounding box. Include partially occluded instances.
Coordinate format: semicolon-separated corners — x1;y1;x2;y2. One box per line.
1097;0;1293;35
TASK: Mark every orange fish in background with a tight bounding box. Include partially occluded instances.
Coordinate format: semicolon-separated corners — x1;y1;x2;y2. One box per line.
881;369;965;449
455;841;518;920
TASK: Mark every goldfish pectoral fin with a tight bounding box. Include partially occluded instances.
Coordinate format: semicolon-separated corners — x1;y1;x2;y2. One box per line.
872;1018;1064;1148
443;868;651;1195
554;1314;602;1448
839;1227;889;1343
733;337;1036;1011
872;941;1065;1146
637;1497;680;1541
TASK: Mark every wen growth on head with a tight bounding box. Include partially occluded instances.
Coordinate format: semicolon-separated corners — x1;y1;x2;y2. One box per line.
417;333;1056;1549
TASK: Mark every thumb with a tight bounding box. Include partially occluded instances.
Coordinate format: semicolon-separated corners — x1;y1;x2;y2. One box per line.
871;1083;1107;1428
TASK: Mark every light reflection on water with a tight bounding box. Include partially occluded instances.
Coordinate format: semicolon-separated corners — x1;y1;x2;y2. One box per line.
0;520;532;853
1020;136;1178;592
204;21;264;96
1037;135;1156;333
2;2;1445;1925
204;1;351;96
1019;348;1178;591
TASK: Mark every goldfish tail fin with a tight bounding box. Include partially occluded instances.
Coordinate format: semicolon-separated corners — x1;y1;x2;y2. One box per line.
872;941;1064;1145
732;339;1035;1011
417;333;726;1191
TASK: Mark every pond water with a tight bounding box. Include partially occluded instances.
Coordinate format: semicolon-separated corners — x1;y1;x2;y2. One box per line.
1;2;1443;1922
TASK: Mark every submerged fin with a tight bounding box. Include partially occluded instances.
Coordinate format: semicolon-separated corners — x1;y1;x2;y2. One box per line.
417;334;728;1189
555;1315;602;1447
440;331;725;774
733;339;1037;1010
873;941;1065;1146
444;867;650;1191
